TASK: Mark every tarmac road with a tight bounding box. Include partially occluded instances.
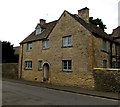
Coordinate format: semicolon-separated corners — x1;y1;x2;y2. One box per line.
2;80;119;106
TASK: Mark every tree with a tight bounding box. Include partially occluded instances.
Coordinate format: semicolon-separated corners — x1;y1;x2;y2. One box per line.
2;41;19;63
89;17;107;31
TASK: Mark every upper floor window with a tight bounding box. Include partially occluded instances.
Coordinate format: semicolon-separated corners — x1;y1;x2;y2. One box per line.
25;61;32;70
36;28;44;35
118;62;120;68
42;40;49;49
102;40;107;51
116;45;120;55
62;36;72;47
27;43;32;51
62;60;72;71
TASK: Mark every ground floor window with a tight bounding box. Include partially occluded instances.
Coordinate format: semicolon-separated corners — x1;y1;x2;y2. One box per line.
112;61;116;68
25;61;32;70
38;60;42;71
112;61;120;68
62;60;72;71
118;62;120;68
103;60;107;68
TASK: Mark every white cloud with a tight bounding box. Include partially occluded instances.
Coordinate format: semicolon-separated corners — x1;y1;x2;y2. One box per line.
0;0;119;46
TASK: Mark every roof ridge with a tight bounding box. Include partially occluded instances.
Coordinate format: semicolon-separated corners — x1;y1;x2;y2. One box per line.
66;11;116;41
45;20;58;25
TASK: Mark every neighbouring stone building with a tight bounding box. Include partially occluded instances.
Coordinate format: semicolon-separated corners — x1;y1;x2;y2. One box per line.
19;7;120;89
13;46;20;55
110;26;120;68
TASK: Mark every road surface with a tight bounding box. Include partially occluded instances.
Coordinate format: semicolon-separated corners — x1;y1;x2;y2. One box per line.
2;80;119;105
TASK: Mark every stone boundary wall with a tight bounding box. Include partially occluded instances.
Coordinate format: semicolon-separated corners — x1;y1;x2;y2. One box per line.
2;63;18;79
93;68;120;92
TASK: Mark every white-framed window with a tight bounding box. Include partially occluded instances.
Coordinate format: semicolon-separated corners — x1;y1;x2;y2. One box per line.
62;60;72;71
118;62;120;68
112;61;120;68
42;40;49;49
27;43;32;51
62;36;72;47
112;61;116;68
116;45;120;55
103;60;107;68
36;28;44;35
38;60;42;71
102;40;107;51
25;61;32;70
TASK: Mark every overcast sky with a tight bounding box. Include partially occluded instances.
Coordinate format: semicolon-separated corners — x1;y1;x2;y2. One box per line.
0;0;119;46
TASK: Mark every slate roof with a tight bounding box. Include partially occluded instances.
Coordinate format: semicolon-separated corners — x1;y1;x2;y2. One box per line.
20;20;58;44
112;26;120;37
20;10;120;45
66;11;120;44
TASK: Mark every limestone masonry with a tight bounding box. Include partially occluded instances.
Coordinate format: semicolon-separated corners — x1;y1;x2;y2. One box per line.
19;7;120;89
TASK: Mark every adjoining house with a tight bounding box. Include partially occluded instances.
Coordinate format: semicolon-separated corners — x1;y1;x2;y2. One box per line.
110;26;120;68
13;46;20;55
19;7;120;89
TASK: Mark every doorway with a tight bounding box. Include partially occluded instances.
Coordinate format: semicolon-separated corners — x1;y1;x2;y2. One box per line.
43;63;49;81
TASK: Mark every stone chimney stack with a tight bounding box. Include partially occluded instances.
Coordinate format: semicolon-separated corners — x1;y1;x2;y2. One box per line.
40;19;46;25
78;7;89;23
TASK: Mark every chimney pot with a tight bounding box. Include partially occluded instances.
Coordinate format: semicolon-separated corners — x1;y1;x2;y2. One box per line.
78;7;89;23
40;19;46;25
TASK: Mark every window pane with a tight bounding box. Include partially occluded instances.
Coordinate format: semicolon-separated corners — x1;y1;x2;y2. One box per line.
42;41;45;49
25;61;32;69
38;61;42;70
68;37;72;45
102;40;107;51
103;60;107;68
27;43;32;50
64;66;67;69
116;46;120;55
118;62;120;68
42;40;49;49
46;40;49;48
36;28;41;35
30;61;32;68
63;37;67;46
25;62;27;67
62;60;72;71
68;60;71;69
63;61;67;69
63;36;72;47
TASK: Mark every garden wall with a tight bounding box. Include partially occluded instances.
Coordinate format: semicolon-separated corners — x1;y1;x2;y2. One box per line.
93;68;120;92
2;63;18;79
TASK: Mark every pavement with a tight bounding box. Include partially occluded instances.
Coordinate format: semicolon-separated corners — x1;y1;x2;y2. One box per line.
2;78;119;101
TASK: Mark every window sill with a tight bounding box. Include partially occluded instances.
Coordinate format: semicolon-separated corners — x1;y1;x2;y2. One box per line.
62;70;73;72
26;50;32;52
62;46;73;48
42;48;49;50
24;68;32;70
38;69;42;71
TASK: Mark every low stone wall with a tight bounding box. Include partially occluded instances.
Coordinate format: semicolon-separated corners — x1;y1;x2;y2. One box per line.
2;63;18;79
93;68;120;92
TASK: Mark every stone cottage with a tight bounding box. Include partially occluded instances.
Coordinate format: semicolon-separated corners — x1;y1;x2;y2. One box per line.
19;7;120;89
